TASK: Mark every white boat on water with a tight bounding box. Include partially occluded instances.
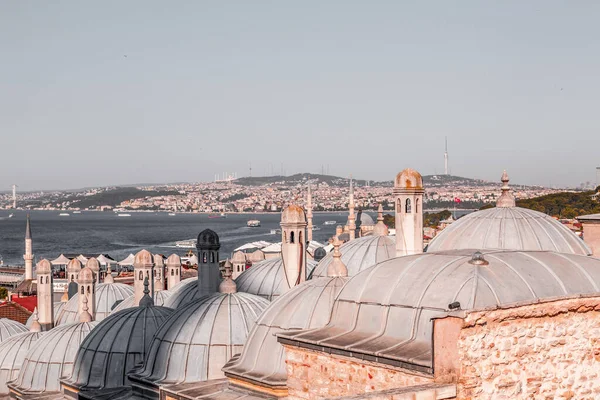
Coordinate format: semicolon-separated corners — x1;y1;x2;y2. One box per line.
247;220;261;227
323;220;336;225
168;213;176;216
59;213;70;217
117;213;131;217
176;239;197;248
8;213;13;218
73;211;81;214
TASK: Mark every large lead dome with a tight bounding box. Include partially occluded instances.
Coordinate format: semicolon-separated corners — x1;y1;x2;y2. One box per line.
56;282;133;325
0;331;43;394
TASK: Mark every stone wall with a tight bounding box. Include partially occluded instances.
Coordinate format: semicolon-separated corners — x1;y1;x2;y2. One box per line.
457;297;600;399
283;345;433;400
582;221;600;256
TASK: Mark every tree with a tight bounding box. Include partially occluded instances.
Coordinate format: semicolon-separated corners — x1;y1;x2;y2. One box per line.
0;287;8;300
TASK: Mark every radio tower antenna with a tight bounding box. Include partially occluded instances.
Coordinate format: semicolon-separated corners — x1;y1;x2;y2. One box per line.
444;137;449;176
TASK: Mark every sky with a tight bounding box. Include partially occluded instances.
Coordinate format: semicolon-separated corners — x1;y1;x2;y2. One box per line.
2;1;600;190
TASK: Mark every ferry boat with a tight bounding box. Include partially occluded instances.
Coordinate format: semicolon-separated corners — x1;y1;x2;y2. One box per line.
270;229;282;235
59;213;70;217
323;220;336;225
247;220;261;227
176;239;197;248
73;211;81;214
168;213;176;216
117;213;131;217
208;212;227;219
8;213;13;218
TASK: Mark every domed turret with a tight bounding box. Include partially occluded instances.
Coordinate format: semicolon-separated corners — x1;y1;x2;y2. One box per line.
394;168;424;256
134;249;153;265
86;257;100;283
395;168;423;189
281;204;307;224
197;229;220;250
165;253;181;290
0;330;43;395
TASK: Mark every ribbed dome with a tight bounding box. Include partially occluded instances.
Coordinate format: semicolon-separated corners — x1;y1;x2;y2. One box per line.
235;257;318;301
310;235;395;278
162;278;204;309
223;276;347;388
427;207;591;255
110;290;173;314
130;292;269;385
281;205;306;224
9;321;98;394
356;211;374;226
0;332;43;394
282;249;600;370
0;319;28;342
26;303;65;329
56;283;134;325
65;305;174;390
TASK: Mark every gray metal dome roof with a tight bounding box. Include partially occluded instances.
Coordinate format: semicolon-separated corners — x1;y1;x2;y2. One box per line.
130;292;269;385
281;249;600;371
56;283;133;325
162;278;205;309
310;235;396;278
235;257;318;301
0;331;43;395
356;211;374;226
65;305;174;391
223;276;347;388
0;319;28;343
427;207;591;255
9;321;98;394
110;290;173;314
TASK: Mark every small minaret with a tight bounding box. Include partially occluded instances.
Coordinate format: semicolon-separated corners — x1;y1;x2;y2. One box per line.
280;204;308;288
166;254;181;290
327;237;348;277
36;259;54;331
394;168;424;256
86;257;101;285
79;296;92;323
219;260;237;294
196;230;221;297
306;183;314;242
23;215;33;281
78;266;96;320
66;258;82;299
372;204;389;236
29;313;41;333
347;176;356;240
139;276;154;307
153;254;165;293
104;263;114;283
133;249;154;306
496;170;516;208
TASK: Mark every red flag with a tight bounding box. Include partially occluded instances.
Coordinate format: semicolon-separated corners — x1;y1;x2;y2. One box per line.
454;197;461;204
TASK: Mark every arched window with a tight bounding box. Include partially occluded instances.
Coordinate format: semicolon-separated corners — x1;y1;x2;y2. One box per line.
415;198;420;213
46;276;49;284
203;252;208;263
405;198;412;213
299;231;303;244
87;286;91;294
176;269;179;275
210;252;215;263
139;271;143;280
40;276;43;284
81;287;84;294
397;198;402;213
283;231;287;243
171;270;174;276
290;231;295;243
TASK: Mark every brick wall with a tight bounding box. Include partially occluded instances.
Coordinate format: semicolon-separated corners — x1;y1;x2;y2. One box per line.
457;297;600;399
283;345;433;400
0;302;32;324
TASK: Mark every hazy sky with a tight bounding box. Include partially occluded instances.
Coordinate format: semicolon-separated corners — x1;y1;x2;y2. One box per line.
2;1;599;190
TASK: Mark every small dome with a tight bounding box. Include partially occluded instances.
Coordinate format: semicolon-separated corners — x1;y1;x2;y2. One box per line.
130;292;269;385
36;259;52;274
231;251;246;263
25;303;65;329
356;211;374;226
313;247;327;262
284;250;600;370
0;331;43;395
235;257;318;302
65;306;173;390
134;249;154;265
0;319;28;343
427;207;591;255
56;283;134;325
394;168;423;189
165;254;181;265
78;267;94;283
162;278;202;309
310;235;396;278
196;229;220;250
66;258;82;274
9;321;98;394
281;205;306;224
86;257;100;273
223;276;347;388
248;250;265;263
110;291;173;314
153;254;164;265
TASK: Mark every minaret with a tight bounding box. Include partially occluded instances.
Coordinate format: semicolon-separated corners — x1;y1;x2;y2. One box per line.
280;204;308;288
139;276;154;307
133;249;154;306
196;229;221;297
444;137;449;175
347;176;356;240
166;254;181;290
78;266;96;320
23;215;33;281
496;170;516;208
372;204;389;236
79;296;92;323
219;260;237;294
104;264;114;283
153;254;165;293
66;258;82;299
86;257;101;285
327;237;348;277
306;182;314;242
394;168;424;256
36;259;54;331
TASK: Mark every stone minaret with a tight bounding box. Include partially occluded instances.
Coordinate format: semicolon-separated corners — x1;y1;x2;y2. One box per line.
104;264;114;283
36;259;54;331
166;254;181;290
306;183;314;242
372;204;389;237
153;254;165;293
66;258;82;299
327;236;348;277
394;169;424;256
196;229;221;297
219;260;237;294
23;215;33;281
496;170;516;208
86;257;101;285
280;204;308;288
133;249;154;306
347;176;356;240
78;266;96;319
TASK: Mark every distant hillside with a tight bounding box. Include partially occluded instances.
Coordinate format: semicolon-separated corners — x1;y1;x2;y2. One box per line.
517;187;600;219
69;187;181;208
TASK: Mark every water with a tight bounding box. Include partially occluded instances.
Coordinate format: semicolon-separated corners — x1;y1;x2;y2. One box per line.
0;210;352;266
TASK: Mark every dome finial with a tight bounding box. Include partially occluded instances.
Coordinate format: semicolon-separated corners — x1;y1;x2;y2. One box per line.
219;260;237;294
80;296;92;323
139;276;153;307
327;236;348;277
372;203;389;236
496;170;516;208
104;263;114;283
30;312;41;333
